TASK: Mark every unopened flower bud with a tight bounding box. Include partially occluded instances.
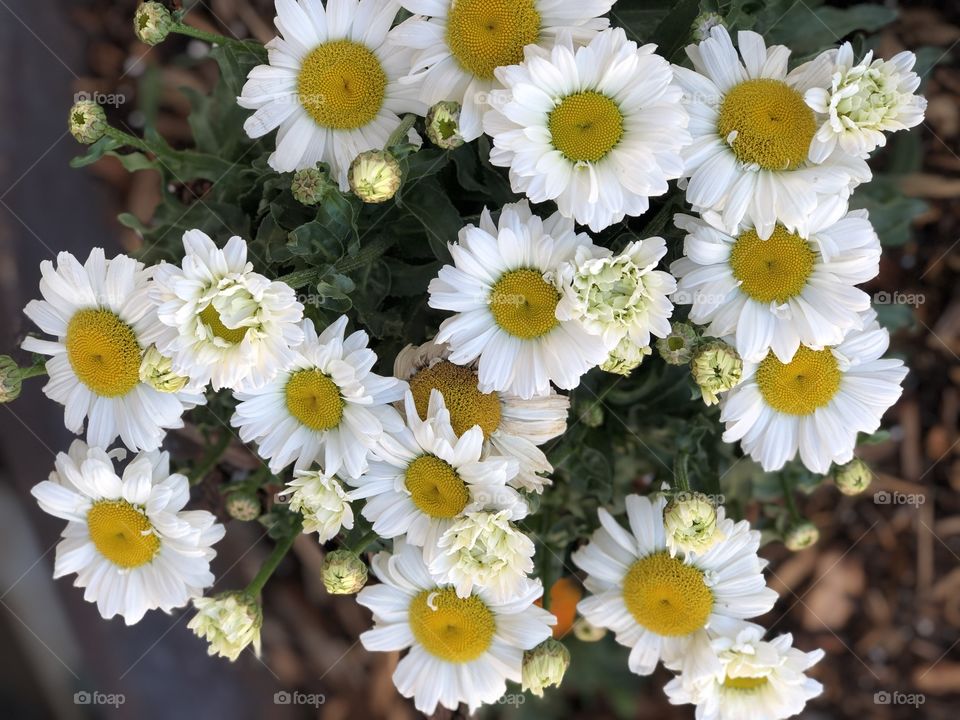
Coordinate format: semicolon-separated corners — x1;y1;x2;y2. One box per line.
134;2;174;46
188;591;262;661
579;403;604;428
291;165;332;206
0;356;23;403
833;458;872;496
601;337;651;376
522;638;570;697
426;101;464;149
226;491;261;522
69;100;107;144
322;549;368;595
691;340;743;405
784;522;819;551
573;618;607;642
348;150;402;203
139;346;190;393
664;492;722;555
656;322;698;365
693;11;725;41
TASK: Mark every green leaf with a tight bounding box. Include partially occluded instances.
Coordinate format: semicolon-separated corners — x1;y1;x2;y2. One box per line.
395;177;462;262
70;136;121;168
648;0;703;62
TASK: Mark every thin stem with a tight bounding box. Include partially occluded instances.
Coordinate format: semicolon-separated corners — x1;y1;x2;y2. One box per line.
673;452;691;492
348;529;380;554
104;126;155;156
170;21;264;57
189;430;232;485
246;531;298;597
386;114;417;149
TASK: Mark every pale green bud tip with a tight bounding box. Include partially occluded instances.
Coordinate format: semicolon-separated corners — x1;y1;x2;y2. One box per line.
693;12;725;41
0;356;23;403
322;550;368;595
139;346;190;393
601;337;652;376
579;403;604;428
291;166;331;206
691;340;743;405
348;150;402;204
188;591;263;662
572;618;607;642
134;2;174;46
834;458;872;496
226;491;261;522
664;492;722;554
68;101;107;144
656;322;698;365
426;101;464;149
522;639;570;697
784;522;819;551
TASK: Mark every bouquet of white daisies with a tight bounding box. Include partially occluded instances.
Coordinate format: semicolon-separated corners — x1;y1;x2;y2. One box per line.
3;0;927;717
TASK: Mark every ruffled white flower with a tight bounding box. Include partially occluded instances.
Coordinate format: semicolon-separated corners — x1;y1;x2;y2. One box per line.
672;209;881;363
231;316;405;477
394;0;615;141
238;0;426;189
428;200;609;399
151;230;304;392
278;470;356;542
665;621;824;720
674;26;871;240
22;249;205;452
720;310;908;474
557;237;676;350
573;494;776;678
188;592;263;662
806;42;927;161
484;28;689;232
30;440;225;625
347;390;526;547
395;339;569;493
357;540;554;714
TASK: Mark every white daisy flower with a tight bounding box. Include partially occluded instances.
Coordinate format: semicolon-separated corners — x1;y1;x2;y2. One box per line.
720;310;908;474
394;0;615;142
665;621;825;720
428;200;609;399
674;26;871;240
806;42;927;161
21;249;205;452
483;28;689;232
30;440;225;625
671;208;881;363
557;236;676;350
231;316;405;477
573;494;777;678
395;339;569;493
278;469;357;542
357;540;554;714
347;390;526;546
150;230;305;393
237;0;426;189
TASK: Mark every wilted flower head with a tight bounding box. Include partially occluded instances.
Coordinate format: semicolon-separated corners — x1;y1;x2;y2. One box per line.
784;522;819;551
601;337;652;376
522;638;571;697
188;592;262;661
664;492;723;555
278;470;354;543
656;321;699;365
426;101;464;150
68;100;106;144
833;458;872;496
691;340;743;405
322;549;368;594
348;150;402;204
134;2;174;46
138;346;190;393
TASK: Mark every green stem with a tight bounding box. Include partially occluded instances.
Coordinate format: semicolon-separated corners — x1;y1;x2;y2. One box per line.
189;430;231;485
278;234;399;288
386;114;417;149
170;21;265;57
17;362;47;380
104;126;156;156
246;531;298;597
349;529;380;554
674;452;691;492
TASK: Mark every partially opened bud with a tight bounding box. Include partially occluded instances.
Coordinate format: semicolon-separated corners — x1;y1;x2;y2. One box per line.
784;522;819;551
601;337;651;376
188;591;262;661
322;550;368;595
656;322;698;365
522;639;570;697
69;100;107;145
348;150;402;203
426;101;464;149
833;458;872;496
691;340;743;405
139;346;190;393
134;2;174;46
664;492;722;555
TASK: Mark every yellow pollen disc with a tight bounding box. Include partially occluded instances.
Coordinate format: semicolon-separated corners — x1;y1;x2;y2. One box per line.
445;0;541;80
729;225;815;304
87;500;160;569
489;269;560;340
296;40;387;129
756;346;842;416
549;91;625;163
622;551;713;636
409;588;496;662
409;361;501;438
723;675;770;691
199;304;249;345
717;78;816;170
65;309;142;398
405;455;469;519
285;369;345;431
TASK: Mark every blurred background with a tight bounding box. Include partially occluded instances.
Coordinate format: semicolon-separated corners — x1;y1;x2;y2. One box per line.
0;0;957;717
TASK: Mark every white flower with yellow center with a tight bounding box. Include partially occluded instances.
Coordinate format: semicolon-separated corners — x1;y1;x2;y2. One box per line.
573;494;776;678
394;0;615;142
674;26;871;240
557;237;676;350
665;621;824;720
278;469;357;542
347;390;526;547
672;209;881;363
232;316;405;477
483;29;689;232
806;43;927;161
150;230;304;393
30;440;225;625
395;339;569;493
428;200;609;399
720;311;907;474
238;0;426;189
358;540;554;714
21;249;205;452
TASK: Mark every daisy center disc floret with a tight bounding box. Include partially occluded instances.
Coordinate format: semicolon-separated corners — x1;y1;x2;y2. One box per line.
409;588;496;662
756;346;842;415
87;499;160;569
297;40;388;129
489;268;560;339
723;675;770;691
284;369;345;431
405;455;470;518
622;551;713;636
65;308;142;397
729;225;815;303
409;361;501;438
445;0;541;80
549;92;625;163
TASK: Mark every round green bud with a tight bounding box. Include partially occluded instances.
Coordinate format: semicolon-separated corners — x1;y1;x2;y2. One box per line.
656;322;699;365
291;166;332;206
784;522;819;551
226;491;261;522
0;356;23;403
693;11;725;41
833;458;872;496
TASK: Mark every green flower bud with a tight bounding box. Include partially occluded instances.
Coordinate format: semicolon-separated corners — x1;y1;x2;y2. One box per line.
425;101;464;150
784;522;819;551
188;591;262;661
656;322;698;365
138;346;190;393
134;2;174;46
322;549;368;595
291;166;333;206
572;618;607;642
578;403;604;428
693;11;725;41
226;491;261;522
691;340;743;405
522;638;570;697
601;337;652;376
68;100;107;145
0;356;23;403
664;492;722;555
348;150;402;203
833;458;872;496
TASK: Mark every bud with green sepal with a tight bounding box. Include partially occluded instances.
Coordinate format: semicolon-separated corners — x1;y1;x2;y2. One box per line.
69;101;107;145
656;321;699;365
134;2;174;46
522;638;571;697
691;339;743;405
601;337;652;376
664;491;723;555
348;150;402;204
784;521;819;551
833;458;872;496
291;165;334;206
322;549;368;594
188;591;262;661
426;101;464;150
226;490;262;522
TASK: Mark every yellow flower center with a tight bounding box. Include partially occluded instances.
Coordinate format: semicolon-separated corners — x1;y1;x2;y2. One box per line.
409;361;502;438
717;78;816;170
296;40;387;129
405;455;469;518
489;269;560;339
87;500;160;569
445;0;541;80
65;309;142;397
199;304;249;345
409;588;496;662
723;675;770;691
285;369;345;431
756;346;842;416
549;91;625;163
729;225;815;304
622;551;713;636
